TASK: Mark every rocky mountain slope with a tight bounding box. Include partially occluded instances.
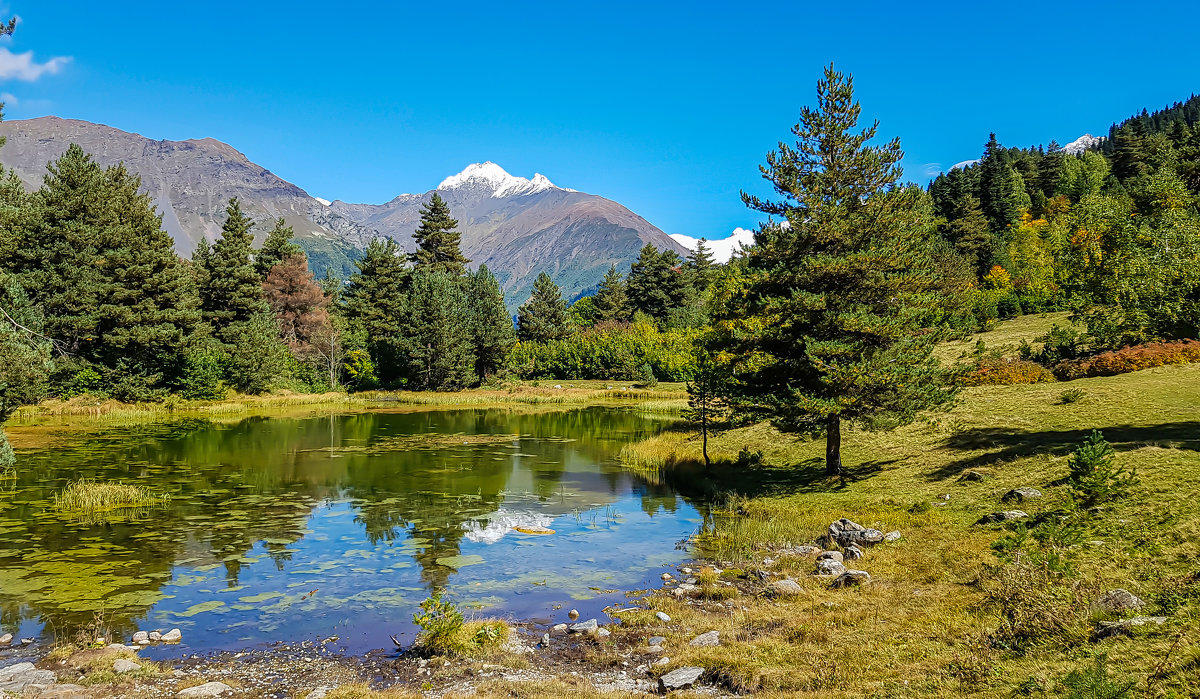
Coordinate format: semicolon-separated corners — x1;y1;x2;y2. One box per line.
0;118;686;305
0;117;371;275
330;162;686;304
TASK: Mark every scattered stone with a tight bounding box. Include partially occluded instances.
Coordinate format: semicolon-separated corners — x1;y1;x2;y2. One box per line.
132;631;150;645
19;638;34;646
540;633;550;647
161;628;183;643
149;631;162;642
884;530;902;543
661;573;673;581
940;493;951;500
828;519;884;547
689;630;720;647
642;645;664;654
568;609;580;620
791;545;822;557
307;689;333;699
648;636;666;646
597;628;611;638
551;623;568;633
976;510;1029;525
113;658;142;673
655;611;671;622
830;570;872;588
815;559;847;577
177;681;234;697
768;579;804;597
568;619;599;634
672;583;700;597
0;661;57;692
1002;487;1043;503
1094;589;1146;614
959;470;987;482
844;544;864;561
1094;616;1168;639
816;550;843;563
0;634;10;646
658;666;704;692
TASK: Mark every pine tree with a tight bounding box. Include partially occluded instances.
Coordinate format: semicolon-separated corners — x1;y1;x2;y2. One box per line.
255;218;302;279
592;265;631;323
198;198;270;339
411;193;470;275
683;344;729;470
396;267;476;390
979;134;1029;232
626;244;687;323
466;264;516;380
262;252;327;348
684;239;717;293
724;64;956;476
517;272;572;343
344;238;409;386
92;163;201;397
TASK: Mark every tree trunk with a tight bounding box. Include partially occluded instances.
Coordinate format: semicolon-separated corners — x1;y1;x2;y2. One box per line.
0;425;14;470
701;411;710;471
825;415;842;476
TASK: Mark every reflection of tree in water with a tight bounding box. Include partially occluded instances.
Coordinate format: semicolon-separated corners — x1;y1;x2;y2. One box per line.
0;406;684;637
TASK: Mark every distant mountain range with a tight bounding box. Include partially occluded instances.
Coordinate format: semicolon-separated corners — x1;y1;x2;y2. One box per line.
0;117;686;307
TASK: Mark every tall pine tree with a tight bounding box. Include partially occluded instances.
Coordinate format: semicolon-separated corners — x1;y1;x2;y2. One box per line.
724;65;956;476
198;198;270;339
255;218;302;279
626;244;687;323
517;272;572;343
344;238;409;386
466;265;516;380
396;267;476;390
592;265;631;323
411;193;470;275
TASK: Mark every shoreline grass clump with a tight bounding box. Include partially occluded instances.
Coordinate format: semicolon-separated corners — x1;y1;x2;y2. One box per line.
53;478;170;516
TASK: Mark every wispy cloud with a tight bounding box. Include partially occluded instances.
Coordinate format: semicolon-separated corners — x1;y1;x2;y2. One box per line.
0;91;16;105
0;47;70;81
670;227;756;264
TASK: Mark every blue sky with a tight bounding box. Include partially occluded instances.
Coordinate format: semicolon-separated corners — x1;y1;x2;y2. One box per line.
2;1;1198;241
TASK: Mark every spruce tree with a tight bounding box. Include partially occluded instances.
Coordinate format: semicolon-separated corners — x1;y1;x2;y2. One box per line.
396;267;476;390
411;193;470;275
592;265;631;323
627;244;687;323
723;64;956;476
684;239;717;293
255;217;302;279
517;272;572;343
198;198;270;339
466;264;516;380
344;238;409;386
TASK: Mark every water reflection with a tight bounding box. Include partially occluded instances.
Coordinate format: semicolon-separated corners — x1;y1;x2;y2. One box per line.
0;407;699;653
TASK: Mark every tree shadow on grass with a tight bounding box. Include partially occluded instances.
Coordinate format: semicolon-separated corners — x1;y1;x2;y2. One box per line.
927;421;1200;482
663;457;895;500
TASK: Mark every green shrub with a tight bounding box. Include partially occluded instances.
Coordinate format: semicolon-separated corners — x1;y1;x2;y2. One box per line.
1067;431;1137;508
996;293;1022;320
1060;655;1134;699
412;594;464;655
1058;388;1086;404
176;347;227;400
508;320;699;381
1021;324;1086;365
343;349;379;391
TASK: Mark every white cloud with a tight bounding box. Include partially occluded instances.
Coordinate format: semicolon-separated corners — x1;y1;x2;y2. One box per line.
0;91;15;105
0;47;70;81
671;227;756;264
951;159;980;171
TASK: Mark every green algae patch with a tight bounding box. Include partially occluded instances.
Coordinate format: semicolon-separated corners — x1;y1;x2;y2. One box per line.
435;554;485;569
179;600;226;617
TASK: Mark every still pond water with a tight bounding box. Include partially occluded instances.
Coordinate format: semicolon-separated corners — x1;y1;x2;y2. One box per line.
0;407;702;656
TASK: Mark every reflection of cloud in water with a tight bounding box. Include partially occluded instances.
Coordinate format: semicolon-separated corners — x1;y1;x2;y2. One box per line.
462;509;553;544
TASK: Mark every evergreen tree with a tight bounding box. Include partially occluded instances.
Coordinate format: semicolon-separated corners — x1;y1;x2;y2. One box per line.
684;239;717;293
724;65;956;476
411;193;470;275
517;272;572;343
198;198;270;339
466;265;516;380
255;218;302;279
683;343;729;470
979;134;1029;233
92;163;201;397
396;267;476;390
262;252;327;348
592;265;631;323
344;238;410;386
221;311;292;394
626;244;687;323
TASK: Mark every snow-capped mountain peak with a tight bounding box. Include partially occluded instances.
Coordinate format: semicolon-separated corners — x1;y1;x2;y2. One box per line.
1061;134;1103;156
437;161;560;197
